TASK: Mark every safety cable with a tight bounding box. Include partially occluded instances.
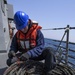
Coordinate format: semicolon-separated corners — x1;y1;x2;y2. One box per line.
42;26;75;30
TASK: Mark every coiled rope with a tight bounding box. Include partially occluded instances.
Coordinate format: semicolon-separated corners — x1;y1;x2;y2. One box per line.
4;60;75;75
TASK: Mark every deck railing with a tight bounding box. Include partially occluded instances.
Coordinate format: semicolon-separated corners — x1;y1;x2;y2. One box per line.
45;41;75;68
42;25;75;68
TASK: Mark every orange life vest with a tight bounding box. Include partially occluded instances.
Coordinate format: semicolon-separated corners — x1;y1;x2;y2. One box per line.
16;24;42;52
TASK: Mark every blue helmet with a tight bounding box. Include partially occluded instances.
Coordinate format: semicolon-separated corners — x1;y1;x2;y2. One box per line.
14;11;29;30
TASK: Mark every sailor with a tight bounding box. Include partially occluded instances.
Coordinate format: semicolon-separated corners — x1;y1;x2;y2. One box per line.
8;21;13;39
7;11;56;74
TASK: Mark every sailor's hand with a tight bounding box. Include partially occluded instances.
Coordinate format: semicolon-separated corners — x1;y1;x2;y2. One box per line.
20;53;29;61
11;56;19;63
8;51;16;58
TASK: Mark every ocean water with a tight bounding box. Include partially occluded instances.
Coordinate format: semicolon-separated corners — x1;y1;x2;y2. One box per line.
44;38;75;68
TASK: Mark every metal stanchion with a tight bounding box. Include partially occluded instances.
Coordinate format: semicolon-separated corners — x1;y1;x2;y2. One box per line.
65;25;69;65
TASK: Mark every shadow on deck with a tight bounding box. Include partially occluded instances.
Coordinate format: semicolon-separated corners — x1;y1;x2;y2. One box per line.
0;67;7;75
0;53;8;75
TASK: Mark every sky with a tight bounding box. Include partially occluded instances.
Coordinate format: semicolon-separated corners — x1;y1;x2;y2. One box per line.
7;0;75;42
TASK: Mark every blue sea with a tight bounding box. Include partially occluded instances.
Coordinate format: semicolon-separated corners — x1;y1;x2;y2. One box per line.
44;38;75;68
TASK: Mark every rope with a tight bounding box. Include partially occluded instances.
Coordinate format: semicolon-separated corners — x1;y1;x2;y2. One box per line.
4;60;75;75
42;26;75;30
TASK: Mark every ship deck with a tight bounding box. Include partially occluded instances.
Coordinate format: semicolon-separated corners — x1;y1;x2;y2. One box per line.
0;52;8;75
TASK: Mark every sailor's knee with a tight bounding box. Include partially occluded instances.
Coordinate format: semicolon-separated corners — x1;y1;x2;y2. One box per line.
44;47;54;54
44;47;56;60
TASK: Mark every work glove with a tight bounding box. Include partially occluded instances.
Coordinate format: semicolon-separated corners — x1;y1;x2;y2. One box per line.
8;50;16;58
19;53;29;61
11;56;19;64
